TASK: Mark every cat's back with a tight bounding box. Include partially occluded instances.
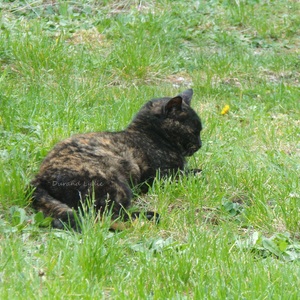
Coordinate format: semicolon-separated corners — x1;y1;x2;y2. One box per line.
39;131;125;169
36;130;147;182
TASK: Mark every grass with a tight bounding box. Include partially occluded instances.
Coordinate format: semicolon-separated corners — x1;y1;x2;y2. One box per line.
0;0;300;298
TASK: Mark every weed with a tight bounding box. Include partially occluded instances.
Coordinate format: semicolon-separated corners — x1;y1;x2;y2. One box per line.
1;0;300;298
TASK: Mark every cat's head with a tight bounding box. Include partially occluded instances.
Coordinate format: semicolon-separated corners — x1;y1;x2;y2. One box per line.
130;89;202;157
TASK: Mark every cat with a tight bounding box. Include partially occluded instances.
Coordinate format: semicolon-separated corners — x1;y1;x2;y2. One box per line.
30;89;202;230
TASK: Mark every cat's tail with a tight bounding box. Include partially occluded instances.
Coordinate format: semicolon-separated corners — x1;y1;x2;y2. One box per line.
31;186;78;230
30;185;160;232
30;185;134;231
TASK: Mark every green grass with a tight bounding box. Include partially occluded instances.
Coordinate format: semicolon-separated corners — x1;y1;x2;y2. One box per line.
1;0;300;298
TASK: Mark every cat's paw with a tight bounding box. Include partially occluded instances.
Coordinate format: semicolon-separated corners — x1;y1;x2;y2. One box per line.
191;168;202;175
132;211;160;224
52;212;82;232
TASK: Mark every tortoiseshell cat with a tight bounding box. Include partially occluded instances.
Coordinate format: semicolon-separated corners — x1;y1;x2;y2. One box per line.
30;89;202;230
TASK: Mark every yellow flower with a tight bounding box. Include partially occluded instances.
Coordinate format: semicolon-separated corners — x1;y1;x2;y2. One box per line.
221;105;230;115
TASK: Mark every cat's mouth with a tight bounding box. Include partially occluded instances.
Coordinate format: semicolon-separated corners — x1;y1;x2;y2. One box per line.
184;145;201;156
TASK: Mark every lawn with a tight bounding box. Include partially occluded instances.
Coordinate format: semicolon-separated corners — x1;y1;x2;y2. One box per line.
0;0;300;298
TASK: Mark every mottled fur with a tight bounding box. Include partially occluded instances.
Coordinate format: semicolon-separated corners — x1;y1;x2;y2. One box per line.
30;89;202;230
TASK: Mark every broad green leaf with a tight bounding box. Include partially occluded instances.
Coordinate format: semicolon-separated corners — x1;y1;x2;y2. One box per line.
10;207;27;227
262;238;282;257
277;239;289;252
34;211;45;224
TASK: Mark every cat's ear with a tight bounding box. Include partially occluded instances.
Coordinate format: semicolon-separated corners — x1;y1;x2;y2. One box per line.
163;89;193;114
179;89;193;106
164;96;183;113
